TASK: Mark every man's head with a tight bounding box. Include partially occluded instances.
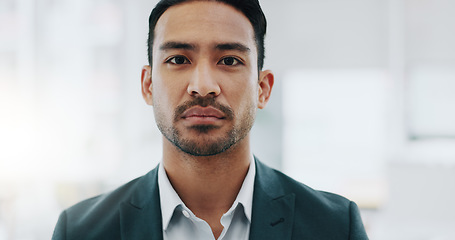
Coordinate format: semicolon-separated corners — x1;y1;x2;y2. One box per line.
141;0;273;157
147;0;267;70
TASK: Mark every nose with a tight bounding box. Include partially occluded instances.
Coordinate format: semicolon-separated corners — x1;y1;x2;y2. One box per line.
187;62;221;97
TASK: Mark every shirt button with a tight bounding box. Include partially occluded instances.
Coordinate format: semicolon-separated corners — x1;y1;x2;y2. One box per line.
182;210;190;218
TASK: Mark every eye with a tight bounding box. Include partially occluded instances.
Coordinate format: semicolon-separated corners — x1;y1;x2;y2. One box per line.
218;57;242;66
166;56;190;65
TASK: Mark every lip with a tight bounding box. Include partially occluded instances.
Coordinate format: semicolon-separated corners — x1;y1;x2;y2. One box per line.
181;106;226;119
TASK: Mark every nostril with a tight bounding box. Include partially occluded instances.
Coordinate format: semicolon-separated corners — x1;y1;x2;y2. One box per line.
189;90;218;97
187;77;221;97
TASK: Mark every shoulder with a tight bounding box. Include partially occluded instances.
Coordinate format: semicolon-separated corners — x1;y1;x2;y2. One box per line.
255;159;350;209
65;173;146;220
52;167;159;239
274;167;351;211
254;159;368;239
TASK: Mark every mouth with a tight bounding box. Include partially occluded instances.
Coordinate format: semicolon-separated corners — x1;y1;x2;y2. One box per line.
181;106;226;124
173;97;235;127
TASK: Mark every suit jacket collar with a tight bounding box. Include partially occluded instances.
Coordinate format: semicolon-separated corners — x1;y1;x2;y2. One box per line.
117;158;295;240
119;166;164;240
249;157;296;240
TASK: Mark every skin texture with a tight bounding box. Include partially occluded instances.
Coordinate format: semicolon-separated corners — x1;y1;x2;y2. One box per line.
141;1;274;238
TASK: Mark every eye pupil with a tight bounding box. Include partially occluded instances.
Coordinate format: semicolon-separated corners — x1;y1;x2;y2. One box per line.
175;57;186;64
224;57;235;65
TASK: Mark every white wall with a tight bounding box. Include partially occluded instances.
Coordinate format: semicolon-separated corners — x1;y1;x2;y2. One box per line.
1;0;455;239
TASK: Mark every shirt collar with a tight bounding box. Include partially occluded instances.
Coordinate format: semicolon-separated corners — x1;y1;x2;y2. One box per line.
230;155;255;222
158;156;256;230
158;162;183;231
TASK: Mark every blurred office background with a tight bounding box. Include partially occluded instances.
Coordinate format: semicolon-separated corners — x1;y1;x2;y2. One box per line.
1;0;455;239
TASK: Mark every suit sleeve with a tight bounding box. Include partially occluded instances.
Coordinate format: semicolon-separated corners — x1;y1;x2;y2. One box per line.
348;201;369;240
52;211;67;240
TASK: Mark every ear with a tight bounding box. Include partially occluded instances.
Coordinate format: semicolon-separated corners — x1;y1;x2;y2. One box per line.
141;65;153;105
257;70;274;109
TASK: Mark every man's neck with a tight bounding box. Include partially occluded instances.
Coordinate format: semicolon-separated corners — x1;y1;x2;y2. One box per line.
161;136;252;232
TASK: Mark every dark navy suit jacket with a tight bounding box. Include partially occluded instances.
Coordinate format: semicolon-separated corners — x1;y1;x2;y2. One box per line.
52;159;369;239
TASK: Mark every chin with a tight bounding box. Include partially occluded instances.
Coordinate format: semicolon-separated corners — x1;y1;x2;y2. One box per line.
175;137;236;157
188;125;221;134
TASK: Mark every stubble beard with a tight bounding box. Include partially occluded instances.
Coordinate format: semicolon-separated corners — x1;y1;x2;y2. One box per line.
155;98;256;156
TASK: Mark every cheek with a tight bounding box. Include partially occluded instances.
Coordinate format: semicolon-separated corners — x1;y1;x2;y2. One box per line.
238;74;260;101
151;83;174;124
226;78;259;112
152;72;187;107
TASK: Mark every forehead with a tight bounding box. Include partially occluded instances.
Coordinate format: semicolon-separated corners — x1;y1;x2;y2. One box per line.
153;1;256;51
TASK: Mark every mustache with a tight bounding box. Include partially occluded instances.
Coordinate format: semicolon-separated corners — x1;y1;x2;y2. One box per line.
173;97;234;122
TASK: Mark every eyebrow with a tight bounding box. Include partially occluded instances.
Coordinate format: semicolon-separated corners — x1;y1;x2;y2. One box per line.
215;43;251;53
159;42;196;51
159;41;250;53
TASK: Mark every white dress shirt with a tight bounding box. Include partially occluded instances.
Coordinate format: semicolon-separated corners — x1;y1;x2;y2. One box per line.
158;158;256;240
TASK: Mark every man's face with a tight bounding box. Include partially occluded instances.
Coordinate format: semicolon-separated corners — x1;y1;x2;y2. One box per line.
142;1;272;156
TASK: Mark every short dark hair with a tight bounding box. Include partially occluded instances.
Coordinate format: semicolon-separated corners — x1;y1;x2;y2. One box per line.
147;0;267;70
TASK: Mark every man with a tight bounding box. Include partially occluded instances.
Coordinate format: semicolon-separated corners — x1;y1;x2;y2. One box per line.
52;0;368;239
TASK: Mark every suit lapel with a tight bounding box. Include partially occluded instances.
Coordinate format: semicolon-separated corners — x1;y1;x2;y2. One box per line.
120;167;163;240
249;159;295;240
117;160;295;240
